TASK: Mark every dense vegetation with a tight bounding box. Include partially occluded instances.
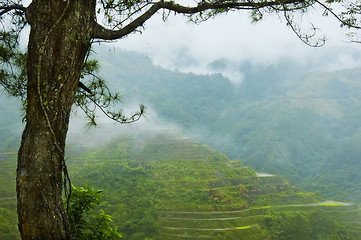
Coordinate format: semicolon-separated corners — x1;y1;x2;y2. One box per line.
1;117;361;239
55;133;361;239
0;154;18;239
2;48;361;238
67;185;122;240
96;48;361;203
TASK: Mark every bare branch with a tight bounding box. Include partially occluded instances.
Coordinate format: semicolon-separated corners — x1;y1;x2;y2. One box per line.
283;10;325;47
92;0;308;40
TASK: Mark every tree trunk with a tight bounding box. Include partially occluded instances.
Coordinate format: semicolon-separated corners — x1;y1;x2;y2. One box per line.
17;0;95;239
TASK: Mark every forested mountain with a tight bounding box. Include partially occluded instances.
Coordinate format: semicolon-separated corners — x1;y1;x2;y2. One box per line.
2;47;361;239
95;47;361;203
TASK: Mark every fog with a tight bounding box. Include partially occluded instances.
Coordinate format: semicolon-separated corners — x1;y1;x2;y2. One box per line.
115;7;361;84
67;103;184;148
19;1;361;84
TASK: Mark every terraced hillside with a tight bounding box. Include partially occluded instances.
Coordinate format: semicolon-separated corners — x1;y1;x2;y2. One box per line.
1;131;360;239
66;131;361;240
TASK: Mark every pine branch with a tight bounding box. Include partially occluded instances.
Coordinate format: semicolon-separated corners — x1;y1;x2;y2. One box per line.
92;0;308;40
78;81;93;94
315;0;361;30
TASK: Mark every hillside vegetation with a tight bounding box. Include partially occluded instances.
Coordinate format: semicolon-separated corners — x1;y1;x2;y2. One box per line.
0;97;22;239
1;123;361;239
65;132;361;239
96;48;361;203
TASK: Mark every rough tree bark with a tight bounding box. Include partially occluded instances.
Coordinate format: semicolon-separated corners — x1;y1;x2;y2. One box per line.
16;0;95;239
6;0;311;239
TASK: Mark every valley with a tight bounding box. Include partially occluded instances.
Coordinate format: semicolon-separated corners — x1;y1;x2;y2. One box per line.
1;48;361;239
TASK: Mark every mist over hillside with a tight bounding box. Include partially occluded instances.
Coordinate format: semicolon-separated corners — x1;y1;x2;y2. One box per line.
91;46;361;203
2;45;361;239
0;96;23;152
1;46;361;201
2;45;361;203
66;132;361;240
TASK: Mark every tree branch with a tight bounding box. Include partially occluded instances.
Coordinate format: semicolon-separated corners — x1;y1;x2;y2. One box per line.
92;3;160;40
92;0;307;40
283;10;325;47
315;0;361;30
78;81;93;94
0;4;26;16
76;89;146;125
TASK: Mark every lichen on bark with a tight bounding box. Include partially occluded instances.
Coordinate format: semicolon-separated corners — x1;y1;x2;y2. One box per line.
17;0;96;239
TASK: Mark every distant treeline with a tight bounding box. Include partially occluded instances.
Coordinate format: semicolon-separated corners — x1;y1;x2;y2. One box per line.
96;48;361;203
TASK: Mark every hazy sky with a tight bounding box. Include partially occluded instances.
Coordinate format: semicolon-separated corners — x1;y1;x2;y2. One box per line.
19;1;361;84
111;6;361;84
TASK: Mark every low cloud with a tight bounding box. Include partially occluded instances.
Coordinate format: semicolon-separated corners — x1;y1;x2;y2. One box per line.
67;103;183;148
114;7;361;84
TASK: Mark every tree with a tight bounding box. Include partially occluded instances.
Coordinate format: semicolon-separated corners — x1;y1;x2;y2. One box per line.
0;0;355;239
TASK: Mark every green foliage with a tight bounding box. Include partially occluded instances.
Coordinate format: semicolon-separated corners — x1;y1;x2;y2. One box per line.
68;152;160;240
264;210;352;240
97;49;361;203
82;210;122;240
0;206;18;240
0;1;27;104
71;51;146;127
0;151;18;239
67;185;122;240
265;210;311;240
0;30;27;104
1;30;145;127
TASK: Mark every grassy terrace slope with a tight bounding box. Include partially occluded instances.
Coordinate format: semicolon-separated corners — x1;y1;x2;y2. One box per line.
1;131;361;239
66;131;361;240
0;153;19;240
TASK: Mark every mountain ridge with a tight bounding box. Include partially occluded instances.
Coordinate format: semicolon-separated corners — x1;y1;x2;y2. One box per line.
93;48;361;203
